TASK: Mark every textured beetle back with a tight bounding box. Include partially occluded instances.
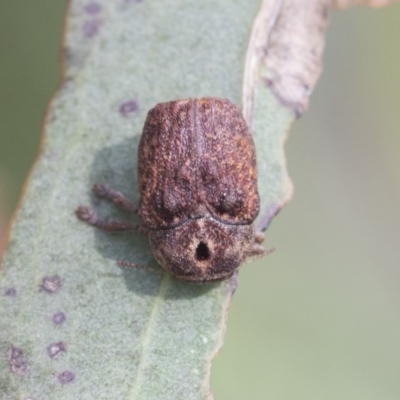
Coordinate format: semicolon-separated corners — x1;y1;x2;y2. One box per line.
196;98;260;224
138;98;260;229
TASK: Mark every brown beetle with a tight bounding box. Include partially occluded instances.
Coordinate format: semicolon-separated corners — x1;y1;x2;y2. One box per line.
77;98;269;283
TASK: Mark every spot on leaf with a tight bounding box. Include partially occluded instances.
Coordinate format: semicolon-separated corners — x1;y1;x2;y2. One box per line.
119;100;139;116
40;276;62;294
8;346;28;376
52;311;66;325
58;370;75;384
47;342;66;358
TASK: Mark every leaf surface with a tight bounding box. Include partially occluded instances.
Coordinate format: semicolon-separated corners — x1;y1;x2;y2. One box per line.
0;1;294;399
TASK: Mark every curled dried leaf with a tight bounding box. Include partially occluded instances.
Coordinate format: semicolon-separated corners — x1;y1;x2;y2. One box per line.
260;0;329;117
253;0;398;117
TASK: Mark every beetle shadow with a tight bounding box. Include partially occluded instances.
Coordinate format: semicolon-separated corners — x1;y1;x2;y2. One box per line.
86;137;216;299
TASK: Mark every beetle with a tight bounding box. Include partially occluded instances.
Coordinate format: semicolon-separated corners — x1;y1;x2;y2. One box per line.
76;97;269;282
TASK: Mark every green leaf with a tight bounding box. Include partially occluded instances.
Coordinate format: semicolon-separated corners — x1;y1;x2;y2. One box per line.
0;1;293;399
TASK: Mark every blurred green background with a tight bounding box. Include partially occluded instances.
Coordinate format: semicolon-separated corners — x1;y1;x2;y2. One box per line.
1;2;400;400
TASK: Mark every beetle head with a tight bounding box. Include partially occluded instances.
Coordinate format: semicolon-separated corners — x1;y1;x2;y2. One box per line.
148;217;254;282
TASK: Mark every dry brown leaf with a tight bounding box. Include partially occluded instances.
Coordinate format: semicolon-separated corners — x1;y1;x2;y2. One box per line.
260;0;329;116
256;0;398;117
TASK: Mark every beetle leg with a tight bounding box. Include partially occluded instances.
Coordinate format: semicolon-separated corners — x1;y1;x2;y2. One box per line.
249;244;276;260
117;260;163;275
254;231;265;244
93;183;138;213
76;206;147;234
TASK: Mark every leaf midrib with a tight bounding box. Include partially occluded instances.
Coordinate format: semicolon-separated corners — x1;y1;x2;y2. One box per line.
127;274;171;398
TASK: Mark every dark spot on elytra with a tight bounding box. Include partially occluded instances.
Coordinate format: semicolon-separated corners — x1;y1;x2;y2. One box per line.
5;287;17;297
195;242;210;261
83;19;102;38
58;370;75;384
84;2;102;14
47;342;66;358
52;311;66;325
8;346;28;376
119;100;139;117
40;276;61;294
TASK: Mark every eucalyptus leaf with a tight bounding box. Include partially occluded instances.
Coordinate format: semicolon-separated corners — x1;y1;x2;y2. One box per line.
0;1;294;399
